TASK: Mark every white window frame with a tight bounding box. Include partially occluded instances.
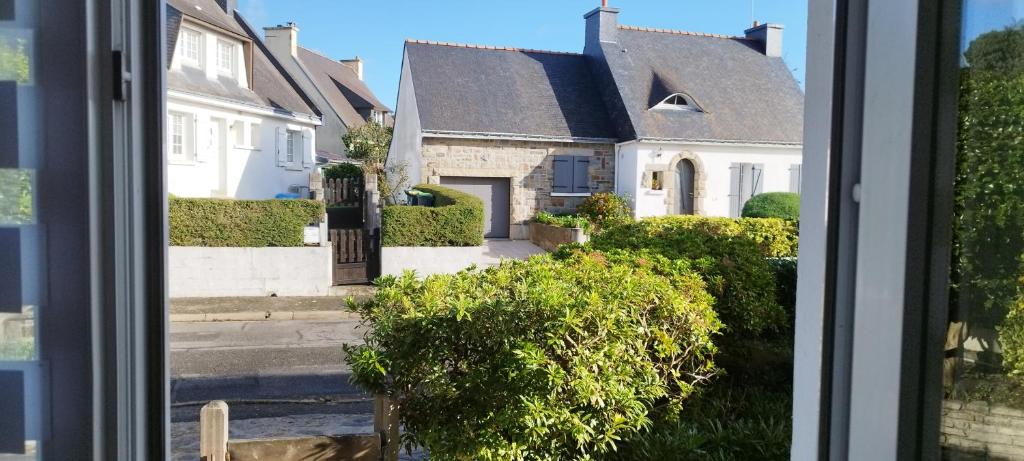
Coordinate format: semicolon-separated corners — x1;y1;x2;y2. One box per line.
166;111;193;164
216;39;236;77
651;93;703;112
285;129;301;169
178;27;203;69
250;123;261;150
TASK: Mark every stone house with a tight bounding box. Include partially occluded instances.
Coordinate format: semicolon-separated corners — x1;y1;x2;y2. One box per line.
387;4;804;239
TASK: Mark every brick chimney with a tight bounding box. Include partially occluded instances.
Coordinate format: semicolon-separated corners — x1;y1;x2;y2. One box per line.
264;22;299;58
744;22;784;57
340;57;364;81
584;4;619;52
215;0;237;14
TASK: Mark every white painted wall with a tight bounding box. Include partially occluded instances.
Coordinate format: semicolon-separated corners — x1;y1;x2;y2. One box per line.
381;241;545;278
169;246;333;297
617;141;803;218
386;50;422;196
166;96;318;199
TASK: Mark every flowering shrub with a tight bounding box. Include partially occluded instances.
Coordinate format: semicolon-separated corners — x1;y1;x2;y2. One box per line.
577;192;632;229
345;252;720;460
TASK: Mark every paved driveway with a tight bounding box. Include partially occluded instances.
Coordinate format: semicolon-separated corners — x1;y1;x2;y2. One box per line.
382;239;546;277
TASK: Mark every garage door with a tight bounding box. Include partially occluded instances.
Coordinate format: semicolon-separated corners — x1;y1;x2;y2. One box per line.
440;176;511;239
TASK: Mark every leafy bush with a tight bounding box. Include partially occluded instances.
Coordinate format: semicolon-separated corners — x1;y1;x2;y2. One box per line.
345;252;721;460
742;192;801;221
322;162;363;180
999;295;1024;375
169;198;324;247
381;184;484;247
533;211;591;232
580;216;798;336
577;192;632;229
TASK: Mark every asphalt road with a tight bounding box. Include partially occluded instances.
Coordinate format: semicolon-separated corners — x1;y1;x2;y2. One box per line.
170;319;370;423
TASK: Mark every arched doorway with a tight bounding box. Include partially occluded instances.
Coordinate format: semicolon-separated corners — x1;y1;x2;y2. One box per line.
675;159;696;215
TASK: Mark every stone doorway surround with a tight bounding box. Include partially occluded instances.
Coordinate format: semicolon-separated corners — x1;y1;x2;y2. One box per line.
665;151;707;215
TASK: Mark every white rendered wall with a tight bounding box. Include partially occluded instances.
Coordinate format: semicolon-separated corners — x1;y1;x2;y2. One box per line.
618;142;803;218
166;96;317;199
169;246;333;297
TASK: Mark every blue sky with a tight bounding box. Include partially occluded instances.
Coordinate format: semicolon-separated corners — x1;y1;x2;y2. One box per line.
238;0;808;109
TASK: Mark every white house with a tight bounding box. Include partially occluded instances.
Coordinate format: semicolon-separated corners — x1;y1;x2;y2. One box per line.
387;5;804;238
165;0;321;199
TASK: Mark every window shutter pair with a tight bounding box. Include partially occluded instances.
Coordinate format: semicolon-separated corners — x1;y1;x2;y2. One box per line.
275;127;287;167
729;163;765;217
552;155;591;193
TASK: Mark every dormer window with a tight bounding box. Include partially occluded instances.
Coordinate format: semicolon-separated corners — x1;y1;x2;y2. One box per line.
652;93;704;112
216;40;236;77
179;28;203;68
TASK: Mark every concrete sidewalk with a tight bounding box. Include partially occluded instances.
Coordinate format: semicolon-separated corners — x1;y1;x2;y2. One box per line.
170;286;375;322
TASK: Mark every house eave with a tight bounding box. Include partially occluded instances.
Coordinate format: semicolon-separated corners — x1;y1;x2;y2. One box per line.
168;89;323;125
421;130;617;145
634;137;803;148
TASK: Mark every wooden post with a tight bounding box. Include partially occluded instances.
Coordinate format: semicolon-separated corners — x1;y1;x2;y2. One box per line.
374;394;400;461
200;401;229;461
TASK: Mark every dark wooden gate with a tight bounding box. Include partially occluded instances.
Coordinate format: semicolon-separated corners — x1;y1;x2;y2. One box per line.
330;228;378;285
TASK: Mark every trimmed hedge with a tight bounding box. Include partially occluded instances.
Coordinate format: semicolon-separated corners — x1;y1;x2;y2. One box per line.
345;252;720;460
381;184;484;247
169;197;324;247
742;192;801;221
322;162;364;180
578;216;799;336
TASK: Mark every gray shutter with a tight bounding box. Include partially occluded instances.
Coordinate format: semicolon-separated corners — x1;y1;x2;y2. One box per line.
276;127;287;167
301;129;312;169
552;156;572;193
790;164;802;193
191;115;201;162
572;156;591;193
752;163;765;195
729;164;742;217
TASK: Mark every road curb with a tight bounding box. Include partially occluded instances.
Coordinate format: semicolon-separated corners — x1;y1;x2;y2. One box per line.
170;310;354;323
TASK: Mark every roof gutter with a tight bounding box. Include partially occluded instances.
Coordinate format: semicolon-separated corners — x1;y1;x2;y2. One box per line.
635;137;803;148
421;130;618;145
168;89;322;125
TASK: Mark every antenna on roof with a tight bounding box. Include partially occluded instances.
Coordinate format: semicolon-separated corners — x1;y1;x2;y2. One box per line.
750;0;755;26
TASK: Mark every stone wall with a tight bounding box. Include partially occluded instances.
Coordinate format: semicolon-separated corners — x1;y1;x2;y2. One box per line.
529;222;588;252
942;399;1024;458
420;138;615;239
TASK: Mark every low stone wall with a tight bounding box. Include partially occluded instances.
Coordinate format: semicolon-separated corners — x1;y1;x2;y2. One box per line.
529;222;588;252
169;246;333;298
942;399;1024;458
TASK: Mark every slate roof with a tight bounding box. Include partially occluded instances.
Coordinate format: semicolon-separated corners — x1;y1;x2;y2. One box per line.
597;26;804;144
165;0;318;117
296;47;391;128
404;41;618;140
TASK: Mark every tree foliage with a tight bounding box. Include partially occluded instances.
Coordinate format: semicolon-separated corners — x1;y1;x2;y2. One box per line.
342;121;408;203
963;23;1024;74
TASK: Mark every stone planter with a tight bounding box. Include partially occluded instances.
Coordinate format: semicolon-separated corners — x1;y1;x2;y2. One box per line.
529;221;588;252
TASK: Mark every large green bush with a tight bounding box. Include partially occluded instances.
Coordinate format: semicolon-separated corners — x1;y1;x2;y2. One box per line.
742;192;801;221
381;184;484;247
169;198;323;247
345;252;720;460
581;216;798;336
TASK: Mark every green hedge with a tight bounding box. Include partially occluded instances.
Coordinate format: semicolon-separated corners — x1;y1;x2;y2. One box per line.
169;197;324;247
742;192;801;221
381;184;484;247
578;216;798;337
345;252;719;460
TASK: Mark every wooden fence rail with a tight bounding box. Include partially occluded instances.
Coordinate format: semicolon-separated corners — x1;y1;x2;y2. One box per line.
324;177;363;207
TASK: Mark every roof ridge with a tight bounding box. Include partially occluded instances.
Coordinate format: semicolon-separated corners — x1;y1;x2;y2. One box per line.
617;24;748;40
405;39;580;56
298;45;360;76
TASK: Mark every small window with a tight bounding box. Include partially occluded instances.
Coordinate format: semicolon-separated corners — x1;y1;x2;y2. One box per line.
250;123;260;148
650;171;665;190
652;93;703;112
216;40;235;76
167;111;193;161
179;28;202;68
286;130;298;163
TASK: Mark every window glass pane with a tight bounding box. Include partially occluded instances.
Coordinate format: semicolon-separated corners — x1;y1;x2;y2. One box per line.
943;1;1024;458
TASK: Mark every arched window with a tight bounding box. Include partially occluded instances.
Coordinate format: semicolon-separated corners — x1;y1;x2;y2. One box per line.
652;93;704;112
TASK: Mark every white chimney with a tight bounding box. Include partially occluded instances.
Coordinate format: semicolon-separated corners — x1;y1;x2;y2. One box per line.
340;57;364;81
263;22;299;58
744;22;784;58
